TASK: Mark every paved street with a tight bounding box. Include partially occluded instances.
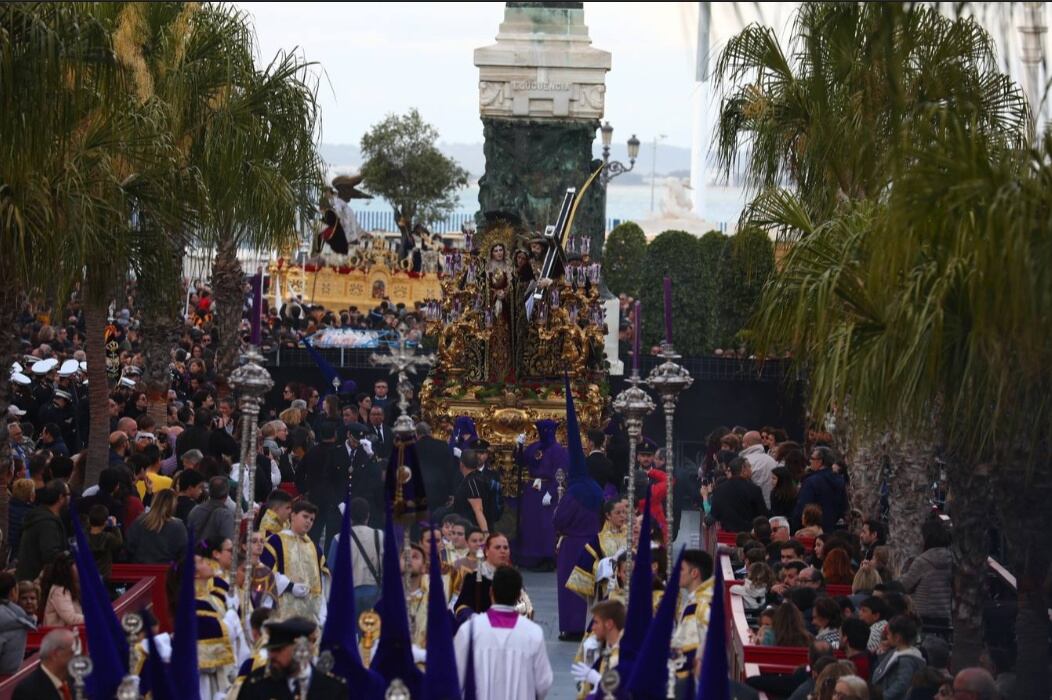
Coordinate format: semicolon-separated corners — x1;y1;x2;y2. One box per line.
522;570;582;700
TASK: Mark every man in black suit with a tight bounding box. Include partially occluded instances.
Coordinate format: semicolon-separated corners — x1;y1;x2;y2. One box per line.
367;405;392;460
414;421;458;510
13;628;75;700
297;423;344;545
176;408;214;462
585;429;618;494
239;617;348;700
708;457;768;532
338;426;384;527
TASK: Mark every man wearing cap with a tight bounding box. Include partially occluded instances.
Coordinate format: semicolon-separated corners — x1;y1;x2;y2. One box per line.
9;371;36;423
337;425;382;527
238;617;346;699
30;359;57;416
37;389;79;454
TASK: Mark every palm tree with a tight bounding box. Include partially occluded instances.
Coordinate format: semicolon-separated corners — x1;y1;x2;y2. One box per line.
712;0;1028;557
714;2;1027;233
100;2;256;423
747;113;1050;694
713;2;1039;678
201;52;323;379
1;3;189;486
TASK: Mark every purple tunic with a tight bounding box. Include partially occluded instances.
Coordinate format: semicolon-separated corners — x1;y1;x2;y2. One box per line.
553;494;600;634
514;439;567;567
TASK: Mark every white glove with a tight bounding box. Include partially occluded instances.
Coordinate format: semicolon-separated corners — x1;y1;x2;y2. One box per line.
412;645;427;664
360;438;374;456
453;447;462;458
291;583;309;599
571;662;600;685
532;478;542;491
542;491;552;507
582;636;601;653
596;557;616;583
516;433;527;446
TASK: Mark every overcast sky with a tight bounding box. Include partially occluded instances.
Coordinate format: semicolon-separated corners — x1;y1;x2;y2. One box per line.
236;2;800;149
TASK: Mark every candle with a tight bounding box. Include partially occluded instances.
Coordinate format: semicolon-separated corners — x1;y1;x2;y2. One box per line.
249;271;263;346
663;275;673;344
633;300;641;372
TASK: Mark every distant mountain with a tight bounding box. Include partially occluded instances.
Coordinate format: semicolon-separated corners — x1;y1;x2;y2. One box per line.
319;140;693;180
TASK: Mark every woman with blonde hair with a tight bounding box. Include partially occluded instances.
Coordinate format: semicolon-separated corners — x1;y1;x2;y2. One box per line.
812;661;861;700
126;490;188;564
7;478;35;563
852;562;882;595
278;406;304;427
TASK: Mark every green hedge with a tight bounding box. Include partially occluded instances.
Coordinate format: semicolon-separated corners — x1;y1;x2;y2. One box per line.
603;221;648;298
715;227;775;349
640;230;709;355
607;224;775;355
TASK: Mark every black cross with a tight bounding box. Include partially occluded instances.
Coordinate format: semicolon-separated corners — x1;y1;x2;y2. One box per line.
524;187;576;319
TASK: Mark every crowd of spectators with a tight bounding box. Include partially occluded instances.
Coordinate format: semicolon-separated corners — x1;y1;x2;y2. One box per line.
698;425;1013;700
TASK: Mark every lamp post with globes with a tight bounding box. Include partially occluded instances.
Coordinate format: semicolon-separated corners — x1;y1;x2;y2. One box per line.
599;121;641;188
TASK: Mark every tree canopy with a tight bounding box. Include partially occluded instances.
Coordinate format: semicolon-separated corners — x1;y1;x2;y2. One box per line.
360;109;469;233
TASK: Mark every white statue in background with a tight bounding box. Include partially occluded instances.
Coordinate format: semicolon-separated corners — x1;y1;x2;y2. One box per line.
660;177;696;219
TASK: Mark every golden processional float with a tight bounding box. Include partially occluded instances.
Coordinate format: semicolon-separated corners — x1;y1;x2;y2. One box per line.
419;177;610;499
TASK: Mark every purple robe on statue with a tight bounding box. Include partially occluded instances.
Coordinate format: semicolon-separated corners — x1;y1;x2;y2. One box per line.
514;421;567;568
553;494;600;634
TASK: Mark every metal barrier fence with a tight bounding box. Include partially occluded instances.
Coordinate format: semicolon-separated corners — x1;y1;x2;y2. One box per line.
353;210;632;234
264;346;795;380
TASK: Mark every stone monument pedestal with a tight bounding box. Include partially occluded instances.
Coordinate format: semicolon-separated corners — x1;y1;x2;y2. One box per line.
474;2;610;256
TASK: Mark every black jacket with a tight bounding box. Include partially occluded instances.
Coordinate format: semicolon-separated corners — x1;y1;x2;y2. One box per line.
176;425;212;461
238;664;348;700
416;435;457;507
297;442;347;496
366;422;392;461
792;468;847;532
709;477;768;533
337;442;383;508
12;667;62;700
586;451;618;492
15;507;67;581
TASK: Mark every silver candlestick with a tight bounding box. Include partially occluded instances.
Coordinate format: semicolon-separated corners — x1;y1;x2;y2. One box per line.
371;321;434;593
386;678;410;700
117;613;144;700
230;345;274;628
68;653;93;700
646;342;693;580
612;370;655;591
294;634;313;700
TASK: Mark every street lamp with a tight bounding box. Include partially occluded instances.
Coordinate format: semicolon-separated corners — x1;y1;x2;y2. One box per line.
599;121;640;187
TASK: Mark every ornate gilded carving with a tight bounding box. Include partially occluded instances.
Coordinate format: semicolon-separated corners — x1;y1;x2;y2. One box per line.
419;378;604;497
267;239;444;311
